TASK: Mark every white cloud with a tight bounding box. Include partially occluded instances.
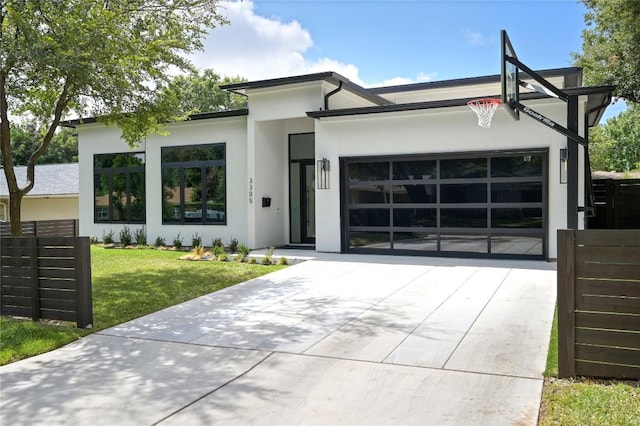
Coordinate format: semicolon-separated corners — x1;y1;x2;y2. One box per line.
189;1;434;88
462;28;487;46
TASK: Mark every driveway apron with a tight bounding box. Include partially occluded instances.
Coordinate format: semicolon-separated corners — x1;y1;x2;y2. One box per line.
0;253;557;425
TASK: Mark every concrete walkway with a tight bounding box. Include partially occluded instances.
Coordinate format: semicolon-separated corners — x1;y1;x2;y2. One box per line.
0;252;557;425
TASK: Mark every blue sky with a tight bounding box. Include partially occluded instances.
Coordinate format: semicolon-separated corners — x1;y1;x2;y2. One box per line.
190;0;625;120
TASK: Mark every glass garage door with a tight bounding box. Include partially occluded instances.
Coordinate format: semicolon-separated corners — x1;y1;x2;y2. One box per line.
342;151;547;259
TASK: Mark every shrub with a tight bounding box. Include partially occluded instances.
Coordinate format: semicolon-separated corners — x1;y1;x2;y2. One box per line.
261;256;272;265
89;235;99;245
191;233;202;248
102;229;115;244
248;257;257;264
277;256;289;265
173;234;183;249
154;236;166;247
191;245;205;259
217;252;228;261
212;237;223;249
213;245;225;256
119;226;133;246
236;243;250;261
134;227;147;246
229;237;239;253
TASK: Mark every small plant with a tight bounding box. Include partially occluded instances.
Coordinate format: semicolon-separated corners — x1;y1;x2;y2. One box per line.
217;252;229;262
236;243;250;262
89;235;99;245
212;237;223;249
248;257;257;264
154;236;166;247
261;256;272;265
229;237;239;253
173;234;183;249
262;246;275;264
277;256;289;265
191;245;205;259
191;233;202;248
213;245;225;257
102;229;115;244
119;226;133;246
134;227;147;246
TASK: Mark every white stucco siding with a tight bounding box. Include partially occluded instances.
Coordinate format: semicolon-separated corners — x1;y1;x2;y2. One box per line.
248;84;323;121
314;98;586;258
78;117;249;246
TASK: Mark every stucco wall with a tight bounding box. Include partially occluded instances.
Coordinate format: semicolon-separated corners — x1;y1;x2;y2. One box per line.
18;197;78;221
314;98;587;258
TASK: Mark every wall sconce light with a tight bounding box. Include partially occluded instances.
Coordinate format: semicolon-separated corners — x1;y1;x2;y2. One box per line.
317;158;330;189
560;148;568;184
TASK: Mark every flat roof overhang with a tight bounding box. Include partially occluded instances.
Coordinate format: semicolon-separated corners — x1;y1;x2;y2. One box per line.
307;85;615;127
61;109;249;128
220;72;390;107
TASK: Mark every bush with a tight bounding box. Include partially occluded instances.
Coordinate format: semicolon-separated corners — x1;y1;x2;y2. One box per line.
277;256;289;265
102;229;114;244
119;226;133;246
217;252;228;261
154;236;166;247
213;245;225;256
248;257;257;264
212;237;223;249
89;235;99;245
173;234;183;249
229;237;239;253
236;243;250;261
191;233;202;248
134;227;147;246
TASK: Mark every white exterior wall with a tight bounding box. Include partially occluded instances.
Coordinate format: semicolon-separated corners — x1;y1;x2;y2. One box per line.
78;117;249;246
314;98;586;258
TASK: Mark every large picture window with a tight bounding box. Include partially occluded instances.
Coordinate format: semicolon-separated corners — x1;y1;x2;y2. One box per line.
94;152;145;223
161;144;226;225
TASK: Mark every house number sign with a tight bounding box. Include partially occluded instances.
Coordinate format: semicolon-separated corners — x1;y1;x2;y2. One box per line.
248;177;253;204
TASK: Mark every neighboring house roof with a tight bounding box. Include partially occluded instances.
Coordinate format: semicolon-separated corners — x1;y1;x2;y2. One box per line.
0;163;79;197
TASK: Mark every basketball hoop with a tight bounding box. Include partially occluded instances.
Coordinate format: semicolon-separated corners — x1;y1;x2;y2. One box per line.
467;98;501;128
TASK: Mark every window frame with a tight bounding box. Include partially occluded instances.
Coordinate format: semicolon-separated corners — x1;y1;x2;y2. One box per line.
161;143;227;225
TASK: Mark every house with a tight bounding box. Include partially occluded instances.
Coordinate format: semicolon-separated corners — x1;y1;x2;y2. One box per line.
68;68;614;260
0;163;79;222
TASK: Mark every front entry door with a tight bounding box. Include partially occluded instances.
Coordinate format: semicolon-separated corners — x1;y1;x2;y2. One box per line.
289;134;315;244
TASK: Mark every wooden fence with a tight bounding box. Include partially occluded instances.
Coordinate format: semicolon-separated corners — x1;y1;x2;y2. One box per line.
0;219;79;237
589;179;640;229
557;229;640;379
0;237;93;328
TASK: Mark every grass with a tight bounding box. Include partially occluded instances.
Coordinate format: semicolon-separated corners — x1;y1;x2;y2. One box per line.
538;307;640;425
0;246;284;365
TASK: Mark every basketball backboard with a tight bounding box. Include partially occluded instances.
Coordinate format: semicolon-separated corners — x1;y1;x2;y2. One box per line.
501;30;519;120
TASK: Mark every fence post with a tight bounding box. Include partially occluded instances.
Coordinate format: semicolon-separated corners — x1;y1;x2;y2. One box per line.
557;229;576;378
29;237;40;321
74;237;93;329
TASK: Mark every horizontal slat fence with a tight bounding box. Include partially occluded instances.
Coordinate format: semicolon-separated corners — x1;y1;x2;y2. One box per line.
557;229;640;379
0;219;78;237
0;237;92;328
589;179;640;229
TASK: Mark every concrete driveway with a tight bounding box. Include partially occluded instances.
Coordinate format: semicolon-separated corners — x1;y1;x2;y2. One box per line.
0;252;557;425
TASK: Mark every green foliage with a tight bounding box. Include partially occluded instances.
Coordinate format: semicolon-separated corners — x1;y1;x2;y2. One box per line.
236;243;250;261
119;226;133;246
574;0;640;103
213;245;225;256
1;123;77;165
172;234;183;249
102;229;114;244
589;104;640;172
191;233;202;248
89;235;99;245
212;237;223;248
262;246;276;265
217;252;228;262
229;237;239;253
154;236;166;247
134;227;147;246
163;69;246;115
277;256;289;266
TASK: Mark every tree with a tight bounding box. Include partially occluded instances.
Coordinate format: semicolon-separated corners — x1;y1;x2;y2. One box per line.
574;0;640;103
1;123;77;165
165;69;247;115
0;0;226;235
589;104;640;172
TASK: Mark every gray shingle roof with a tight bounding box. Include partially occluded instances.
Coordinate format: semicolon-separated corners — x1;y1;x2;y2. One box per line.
0;163;79;197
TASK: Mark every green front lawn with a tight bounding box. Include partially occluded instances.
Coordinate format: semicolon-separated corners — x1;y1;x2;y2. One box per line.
538;307;640;425
0;247;284;365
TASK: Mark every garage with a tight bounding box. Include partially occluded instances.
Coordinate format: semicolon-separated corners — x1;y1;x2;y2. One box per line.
341;150;547;259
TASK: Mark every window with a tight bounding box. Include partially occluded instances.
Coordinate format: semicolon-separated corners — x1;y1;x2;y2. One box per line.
161;144;226;225
94;153;145;223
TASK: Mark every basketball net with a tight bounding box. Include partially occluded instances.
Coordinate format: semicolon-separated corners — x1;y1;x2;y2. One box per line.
467;98;501;128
